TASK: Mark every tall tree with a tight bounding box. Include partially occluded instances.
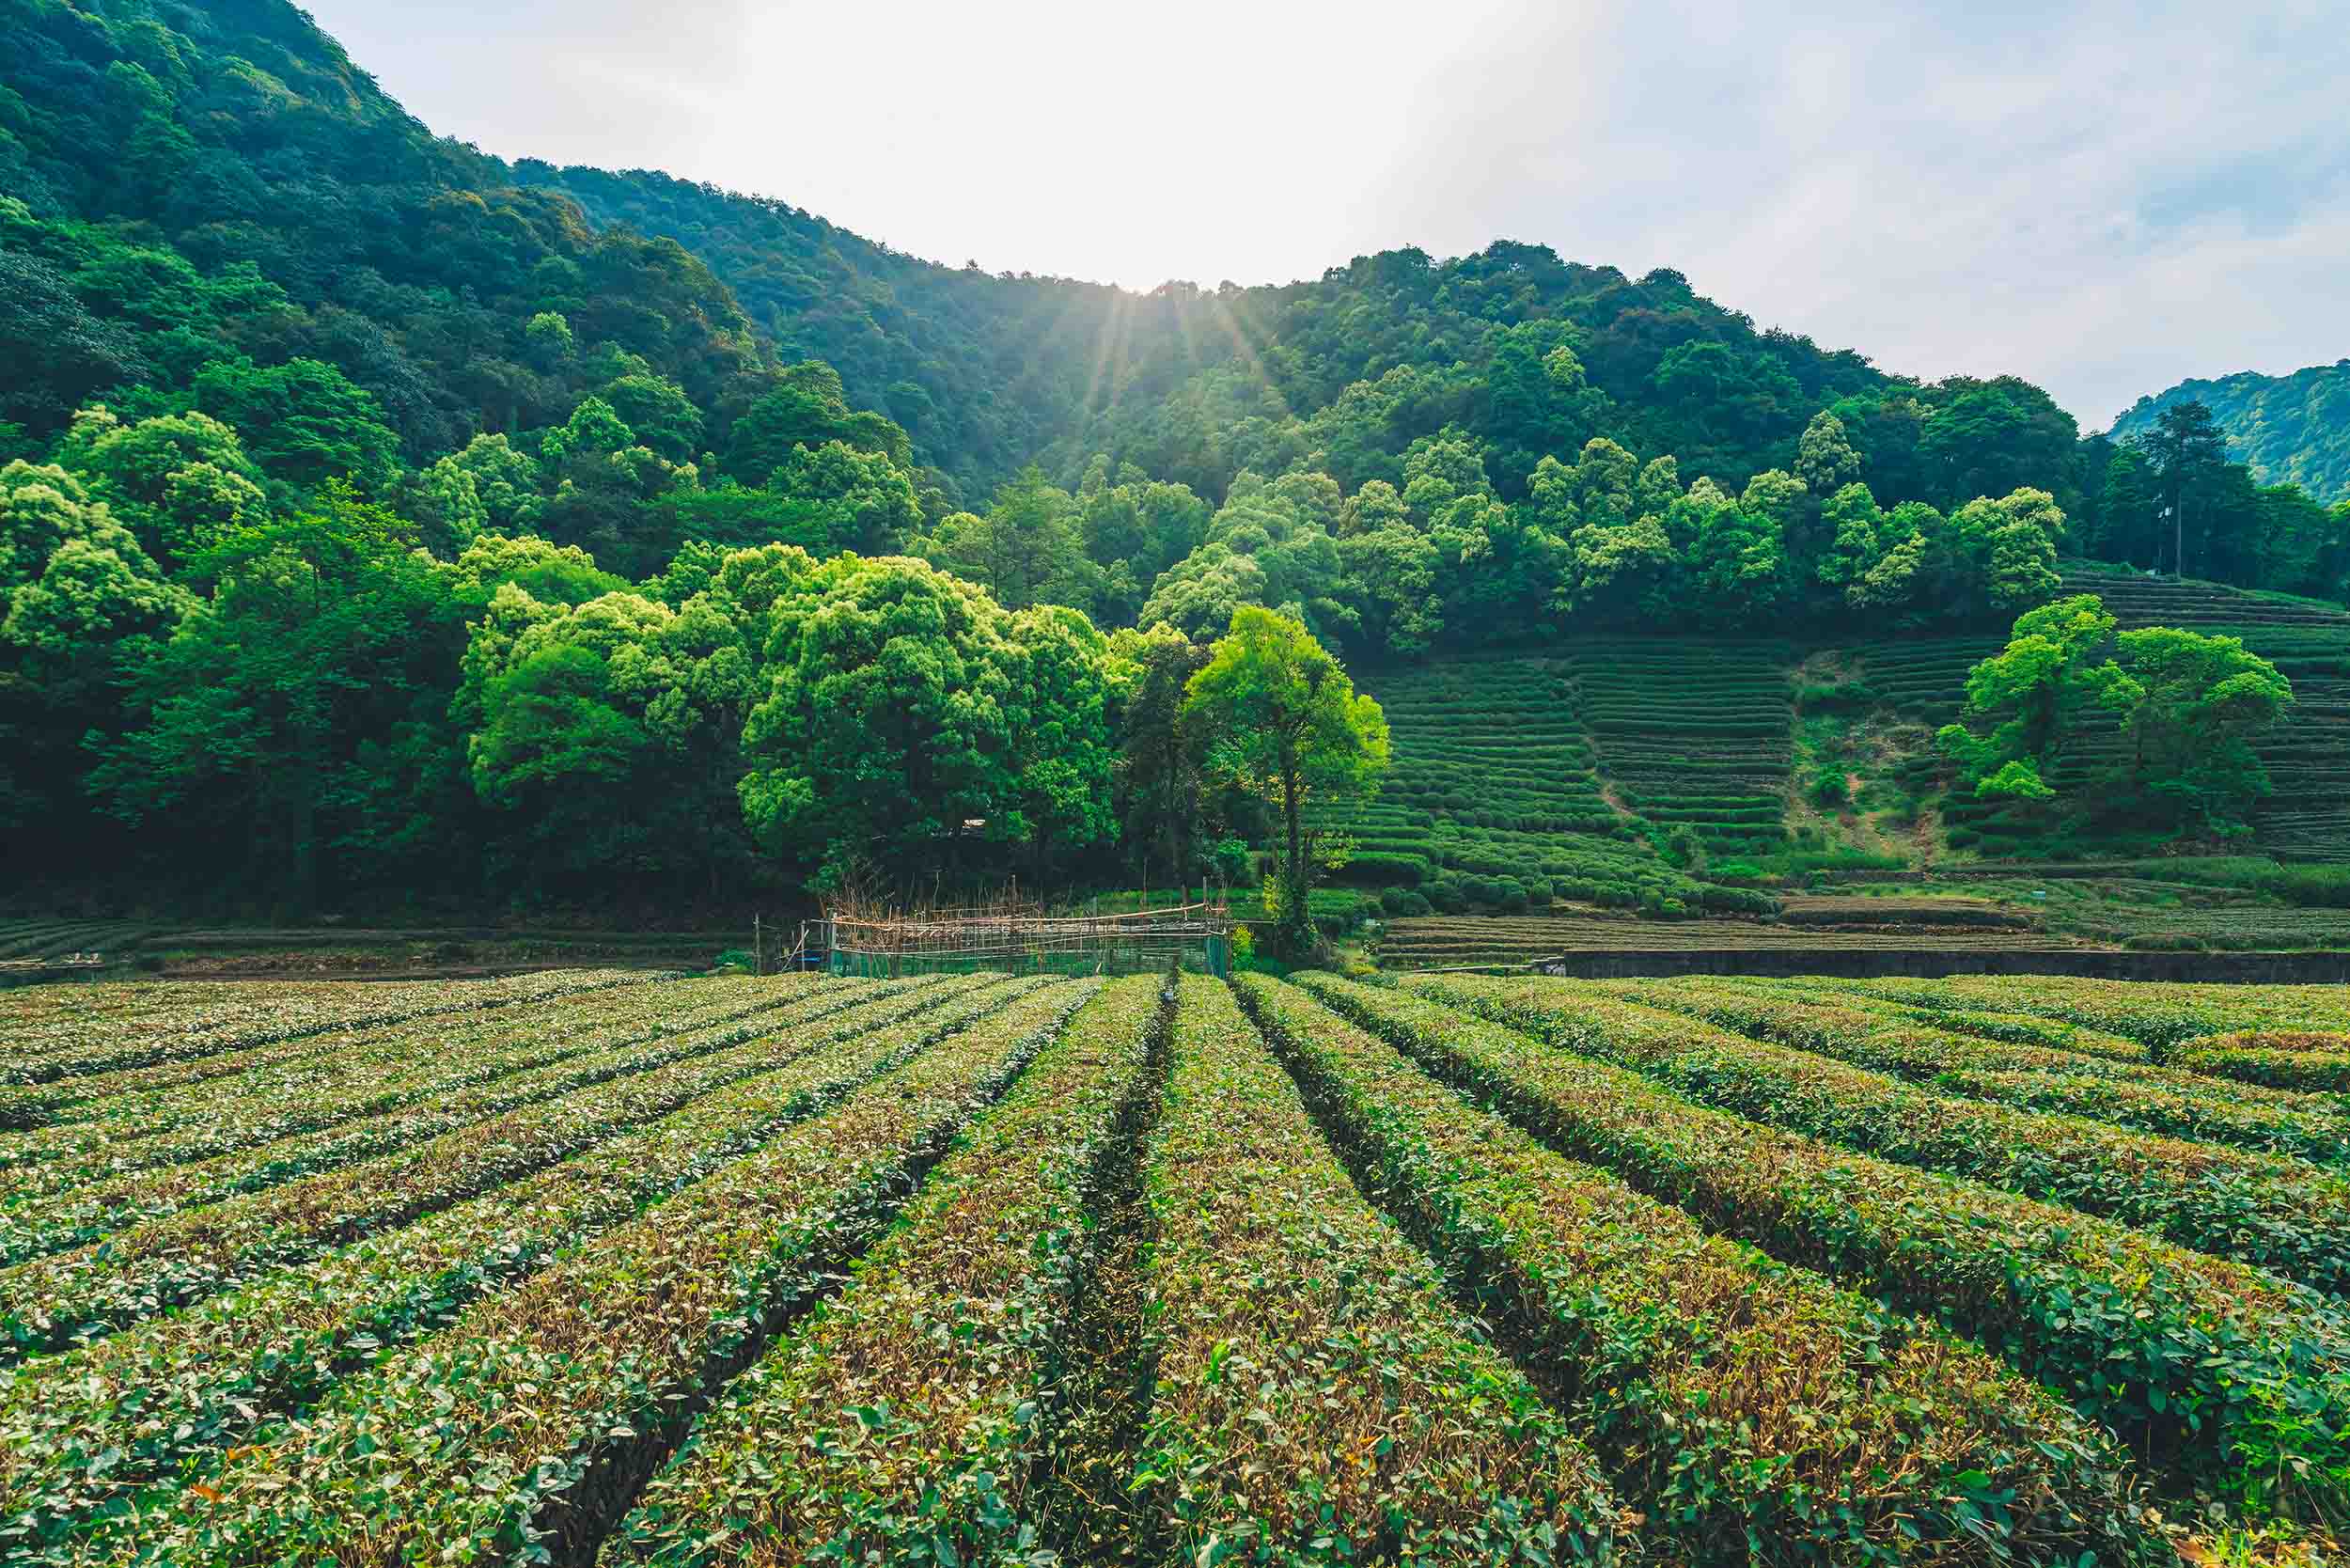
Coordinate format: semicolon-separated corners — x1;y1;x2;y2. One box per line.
2142;400;2228;575
735;553;1113;893
1936;594;2134;801
1109;623;1214;893
2113;627;2293;833
87;486;466;909
1182;607;1388;951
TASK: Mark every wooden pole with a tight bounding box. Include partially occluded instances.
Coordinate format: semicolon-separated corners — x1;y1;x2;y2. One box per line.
754;914;763;977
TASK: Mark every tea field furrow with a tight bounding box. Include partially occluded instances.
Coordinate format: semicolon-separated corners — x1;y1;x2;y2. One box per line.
0;974;847;1185
1603;977;2350;1163
2178;1033;2350;1092
1237;975;2162;1562
603;975;1169;1566
92;981;1096;1567
0;981;896;1264
1119;977;1629;1564
0;980;993;1553
1312;974;2350;1519
0;978;734;1135
0;977;1022;1360
0;969;666;1090
11;966;2350;1556
1411;975;2350;1294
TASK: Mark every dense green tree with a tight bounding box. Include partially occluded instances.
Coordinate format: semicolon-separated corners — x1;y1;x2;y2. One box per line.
1851;488;2063;620
736;553;1112;890
191;358;401;492
1108;622;1214;891
54;406;269;571
1794;411;1863;494
1919;378;2080;510
1814;482;1887;590
0;245;149;437
721;364;913;484
406;434;545;551
461;583;760;895
1141;474;1359;644
446;533;628;617
0;461;188;851
596;373;703;464
1004;604;1118;878
1074;472;1209;621
1182;607;1388;951
1428;494;1572;642
2086;441;2160;566
1337;523;1444;653
766;441;921;556
1533;440;1672;619
1936;595;2135;801
909;468;1097;611
1473;326;1614;494
539;396;636;469
1201;474;1354;633
2111;627;2293;833
1135;542;1271;644
2142;400;2229;576
1684;480;1791;630
86;487;469;907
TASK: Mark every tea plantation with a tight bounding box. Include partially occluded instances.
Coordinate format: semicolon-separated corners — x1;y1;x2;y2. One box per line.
1321;572;2349;929
1312;644;1795;922
7;968;2343;1563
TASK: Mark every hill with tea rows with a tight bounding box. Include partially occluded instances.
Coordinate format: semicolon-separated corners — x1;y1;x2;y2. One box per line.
1310;644;1798;923
1317;568;2350;951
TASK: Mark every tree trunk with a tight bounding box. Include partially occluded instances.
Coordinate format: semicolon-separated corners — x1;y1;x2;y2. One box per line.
290;725;322;917
1281;758;1307;944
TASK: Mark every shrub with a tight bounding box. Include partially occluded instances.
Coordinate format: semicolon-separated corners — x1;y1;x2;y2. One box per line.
1326;851;1427;888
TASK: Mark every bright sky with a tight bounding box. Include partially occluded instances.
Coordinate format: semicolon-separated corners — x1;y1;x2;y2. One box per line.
306;0;2350;429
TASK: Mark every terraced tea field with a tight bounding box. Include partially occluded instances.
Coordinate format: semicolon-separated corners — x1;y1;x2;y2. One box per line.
1372;907;2087;968
1312;645;1793;919
1575;637;1796;859
4;968;2343;1564
2010;571;2350;860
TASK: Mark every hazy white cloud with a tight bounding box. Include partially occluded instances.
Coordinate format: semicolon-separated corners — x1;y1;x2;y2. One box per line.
306;0;2349;427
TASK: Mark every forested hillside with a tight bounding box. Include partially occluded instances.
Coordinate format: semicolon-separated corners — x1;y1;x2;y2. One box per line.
5;0;2347;920
2112;360;2350;505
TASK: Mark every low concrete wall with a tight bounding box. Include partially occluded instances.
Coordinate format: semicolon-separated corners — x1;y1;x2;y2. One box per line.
1531;949;2350;983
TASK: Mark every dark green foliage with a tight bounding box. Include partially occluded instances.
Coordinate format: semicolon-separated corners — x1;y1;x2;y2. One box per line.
2113;361;2350;507
6;0;2342;911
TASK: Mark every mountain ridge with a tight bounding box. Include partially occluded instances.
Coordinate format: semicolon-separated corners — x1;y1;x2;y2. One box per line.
2110;359;2350;504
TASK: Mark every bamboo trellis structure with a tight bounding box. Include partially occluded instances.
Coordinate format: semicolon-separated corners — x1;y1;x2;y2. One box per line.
804;894;1233;979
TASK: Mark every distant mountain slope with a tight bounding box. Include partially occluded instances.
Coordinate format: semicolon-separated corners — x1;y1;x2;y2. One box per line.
2110;361;2350;504
509;163;1913;504
509;161;1214;505
4;0;2088;519
0;0;775;459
